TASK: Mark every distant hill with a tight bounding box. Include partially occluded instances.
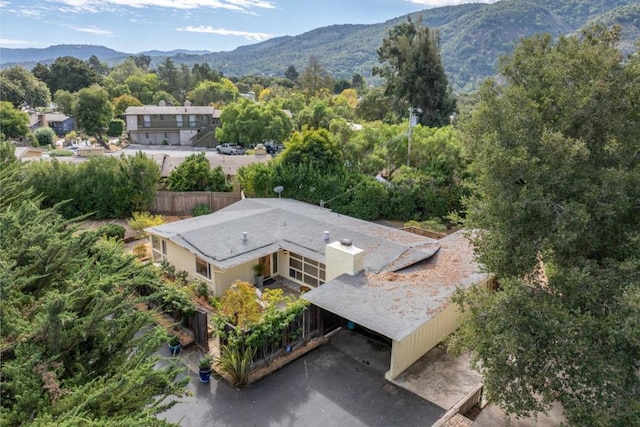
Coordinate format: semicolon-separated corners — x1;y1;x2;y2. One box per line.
1;0;638;92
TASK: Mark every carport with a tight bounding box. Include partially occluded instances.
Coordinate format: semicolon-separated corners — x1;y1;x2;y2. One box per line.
303;231;492;380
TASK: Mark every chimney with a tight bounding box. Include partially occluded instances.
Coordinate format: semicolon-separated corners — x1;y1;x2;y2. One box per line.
323;231;330;241
242;232;248;242
325;240;365;281
38;113;47;128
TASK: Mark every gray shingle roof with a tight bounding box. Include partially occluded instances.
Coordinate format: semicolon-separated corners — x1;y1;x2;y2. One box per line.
147;198;439;271
303;231;489;341
123;105;220;117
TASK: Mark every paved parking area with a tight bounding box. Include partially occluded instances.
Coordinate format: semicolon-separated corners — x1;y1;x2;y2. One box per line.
160;335;445;427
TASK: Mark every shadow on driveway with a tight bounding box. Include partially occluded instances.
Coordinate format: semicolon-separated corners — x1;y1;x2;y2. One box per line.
160;340;445;427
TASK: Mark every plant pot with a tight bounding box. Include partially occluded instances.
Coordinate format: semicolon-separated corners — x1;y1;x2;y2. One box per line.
168;342;182;356
199;368;213;383
255;275;264;288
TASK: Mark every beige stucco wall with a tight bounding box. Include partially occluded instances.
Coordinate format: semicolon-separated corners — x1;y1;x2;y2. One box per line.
325;241;364;282
385;278;493;380
213;262;255;297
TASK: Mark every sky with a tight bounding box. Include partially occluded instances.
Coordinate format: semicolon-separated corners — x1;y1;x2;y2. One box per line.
0;0;499;54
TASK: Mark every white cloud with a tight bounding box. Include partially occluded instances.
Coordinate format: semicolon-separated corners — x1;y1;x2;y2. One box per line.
0;38;43;47
178;25;273;41
406;0;499;6
68;25;114;35
49;0;274;12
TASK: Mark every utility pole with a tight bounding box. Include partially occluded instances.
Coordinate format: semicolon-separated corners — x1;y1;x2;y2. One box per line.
407;107;422;167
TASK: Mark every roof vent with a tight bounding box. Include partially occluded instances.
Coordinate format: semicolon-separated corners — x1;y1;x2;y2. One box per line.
324;231;330;241
340;238;352;247
242;232;248;242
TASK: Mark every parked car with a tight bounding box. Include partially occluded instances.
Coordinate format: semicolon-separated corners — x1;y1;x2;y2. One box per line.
216;143;245;155
263;141;284;155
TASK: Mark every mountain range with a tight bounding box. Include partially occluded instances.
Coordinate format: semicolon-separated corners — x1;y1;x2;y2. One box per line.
1;0;638;92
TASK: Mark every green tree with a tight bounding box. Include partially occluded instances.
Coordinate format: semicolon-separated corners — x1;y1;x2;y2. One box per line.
32;126;56;147
0;66;51;108
216;99;293;145
284;65;299;82
113;93;143;116
157;58;180;100
188;78;238;106
0;140;17;164
299;55;333;99
87;55;110;75
0;101;29;140
451;27;640;426
39;56;100;94
125;73;160;105
74;85;114;145
167;152;232;192
0;167;187;425
374;17;455;127
279;128;343;170
356;87;394;123
53;89;77;116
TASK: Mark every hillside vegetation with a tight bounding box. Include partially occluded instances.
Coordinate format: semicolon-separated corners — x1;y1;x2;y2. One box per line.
1;0;638;92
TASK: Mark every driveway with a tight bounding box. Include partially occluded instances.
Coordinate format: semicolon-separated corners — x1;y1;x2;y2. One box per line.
159;336;445;427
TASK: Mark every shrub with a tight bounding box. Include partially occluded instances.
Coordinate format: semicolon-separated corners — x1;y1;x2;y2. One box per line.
199;354;214;371
192;204;210;217
216;343;255;388
160;259;176;280
48;149;73;157
128;211;164;237
175;270;189;286
133;243;148;259
32;127;56;147
98;223;126;241
107;119;125;137
195;280;209;299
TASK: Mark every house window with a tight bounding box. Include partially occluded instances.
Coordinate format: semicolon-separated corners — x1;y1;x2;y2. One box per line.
151;236;167;262
189;115;196;127
143;115;150;128
176;115;183;128
195;257;211;280
288;252;325;287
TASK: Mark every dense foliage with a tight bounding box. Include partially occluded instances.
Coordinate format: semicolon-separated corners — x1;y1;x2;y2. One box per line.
20;152;160;219
451;26;640;425
166;152;232;192
0;165;187;426
374;17;455;126
215;98;293;145
0;101;29;140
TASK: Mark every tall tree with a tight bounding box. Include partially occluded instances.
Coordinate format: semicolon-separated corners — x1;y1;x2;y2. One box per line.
451;26;640;426
188;78;238;106
0;101;29;139
299;55;333;99
157;58;180;101
215;99;293;145
284;65;299;82
74;85;113;145
87;55;110;76
0;166;186;425
373;17;455;127
53;89;77;116
0;66;51;109
39;56;100;94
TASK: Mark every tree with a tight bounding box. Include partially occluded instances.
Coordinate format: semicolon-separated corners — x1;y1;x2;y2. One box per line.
284;65;299;82
157;58;180;100
279;128;343;170
215;99;293;145
191;63;221;86
374;17;455;127
299;55;333;99
0;66;51;109
188;78;238;106
39;56;100;93
74;85;113;145
451;26;640;426
87;55;110;76
53;89;77;116
113;93;143;116
0;101;29;140
132;54;152;71
0;166;187;425
0;140;17;164
32;127;56;147
125;73;159;105
167;152;232;192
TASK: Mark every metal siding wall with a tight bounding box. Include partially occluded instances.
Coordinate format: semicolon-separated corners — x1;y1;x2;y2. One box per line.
387;303;461;380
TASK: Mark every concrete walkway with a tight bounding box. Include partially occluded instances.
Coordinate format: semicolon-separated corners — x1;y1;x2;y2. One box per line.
391;345;482;411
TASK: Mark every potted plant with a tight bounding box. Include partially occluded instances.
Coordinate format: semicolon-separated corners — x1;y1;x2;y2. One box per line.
168;335;181;356
252;263;265;288
198;354;214;383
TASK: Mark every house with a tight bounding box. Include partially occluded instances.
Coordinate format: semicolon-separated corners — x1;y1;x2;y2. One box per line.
14;146;48;161
146;198;492;380
29;113;76;136
123;101;221;148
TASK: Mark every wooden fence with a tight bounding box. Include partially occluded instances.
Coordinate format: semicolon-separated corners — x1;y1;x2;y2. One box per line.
150;190;241;216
